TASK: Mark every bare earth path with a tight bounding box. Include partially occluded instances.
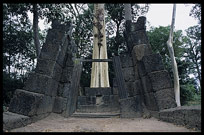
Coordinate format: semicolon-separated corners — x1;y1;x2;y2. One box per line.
10;113;197;132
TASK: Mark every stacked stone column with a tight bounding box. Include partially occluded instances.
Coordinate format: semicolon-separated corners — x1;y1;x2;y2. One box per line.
117;16;177;118
129;17;177;112
8;21;75;119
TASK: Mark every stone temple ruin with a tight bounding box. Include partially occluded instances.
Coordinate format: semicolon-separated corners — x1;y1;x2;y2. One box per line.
3;17;201;131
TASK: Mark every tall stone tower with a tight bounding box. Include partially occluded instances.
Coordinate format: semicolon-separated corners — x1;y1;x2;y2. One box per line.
90;4;110;88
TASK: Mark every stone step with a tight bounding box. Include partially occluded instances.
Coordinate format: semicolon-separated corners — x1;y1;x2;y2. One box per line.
71;112;120;118
77;95;119;106
84;87;112;96
76;104;120;113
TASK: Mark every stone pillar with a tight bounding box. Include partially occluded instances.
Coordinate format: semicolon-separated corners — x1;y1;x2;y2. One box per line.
90;4;110;88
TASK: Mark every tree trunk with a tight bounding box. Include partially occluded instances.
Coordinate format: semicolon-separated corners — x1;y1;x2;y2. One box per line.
124;4;132;21
8;51;11;78
90;4;110;88
33;4;41;58
166;4;181;107
124;4;132;53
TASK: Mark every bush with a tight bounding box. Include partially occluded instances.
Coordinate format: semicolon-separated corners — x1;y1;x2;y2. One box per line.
180;83;198;106
3;72;25;106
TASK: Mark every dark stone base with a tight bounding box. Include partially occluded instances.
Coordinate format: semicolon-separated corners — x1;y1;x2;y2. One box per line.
3;112;32;131
8;89;44;116
76;104;119;113
8;89;54;116
119;96;143;118
84;87;112;96
159;105;201;131
76;95;120;113
52;97;67;113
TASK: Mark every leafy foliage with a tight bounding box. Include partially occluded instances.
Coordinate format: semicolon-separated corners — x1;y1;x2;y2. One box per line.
147;25;200;105
3;72;25;106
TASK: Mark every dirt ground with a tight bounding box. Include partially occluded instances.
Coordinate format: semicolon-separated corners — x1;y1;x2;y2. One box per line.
10;113;198;132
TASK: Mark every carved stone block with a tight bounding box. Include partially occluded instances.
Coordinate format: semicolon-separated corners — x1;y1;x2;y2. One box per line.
148;70;172;91
142;53;164;73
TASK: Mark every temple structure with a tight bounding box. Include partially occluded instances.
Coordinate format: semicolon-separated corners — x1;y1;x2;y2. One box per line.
3;4;201;131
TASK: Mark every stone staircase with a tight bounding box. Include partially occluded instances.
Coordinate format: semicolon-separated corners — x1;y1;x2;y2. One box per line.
72;87;120;118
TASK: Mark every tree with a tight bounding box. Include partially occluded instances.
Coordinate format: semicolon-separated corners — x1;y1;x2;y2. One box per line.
33;4;41;58
166;4;181;106
3;3;36;105
3;3;35;78
189;4;201;25
90;4;110;88
184;26;201;89
185;4;201;90
106;4;149;56
124;4;132;21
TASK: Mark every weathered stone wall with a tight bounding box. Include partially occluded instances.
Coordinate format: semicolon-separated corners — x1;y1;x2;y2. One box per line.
159;105;201;130
8;21;76;120
117;16;177;118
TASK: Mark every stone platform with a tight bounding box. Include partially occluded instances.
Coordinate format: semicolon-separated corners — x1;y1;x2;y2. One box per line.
158;105;201;130
72;112;120;118
75;87;120;114
3;112;32;131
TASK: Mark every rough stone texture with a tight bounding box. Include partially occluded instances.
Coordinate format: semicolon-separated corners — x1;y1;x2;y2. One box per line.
112;78;117;87
125;80;141;97
131;16;146;31
132;44;152;61
142;53;164;73
133;64;139;80
112;87;118;95
3;112;32;131
36;95;55;115
112;78;119;95
57;83;71;98
65;52;74;67
52;97;67;113
154;88;176;110
122;67;135;82
113;56;128;99
63;61;82;117
103;95;119;106
23;73;58;97
5;21;77;131
60;67;73;83
76;95;120;113
159;105;201;130
120;96;143;118
148;70;172;91
143;92;158;111
76;104;119;113
35;58;56;77
52;62;63;82
8;89;44;116
141;75;152;94
77;96;96;105
56;37;69;67
62;83;72;98
39;42;61;62
137;61;147;77
120;54;133;68
85;87;112;96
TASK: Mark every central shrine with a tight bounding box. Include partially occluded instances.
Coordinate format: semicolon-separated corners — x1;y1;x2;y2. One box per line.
91;4;110;88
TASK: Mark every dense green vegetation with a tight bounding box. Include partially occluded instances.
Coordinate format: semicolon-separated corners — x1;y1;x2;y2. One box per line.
3;3;201;107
